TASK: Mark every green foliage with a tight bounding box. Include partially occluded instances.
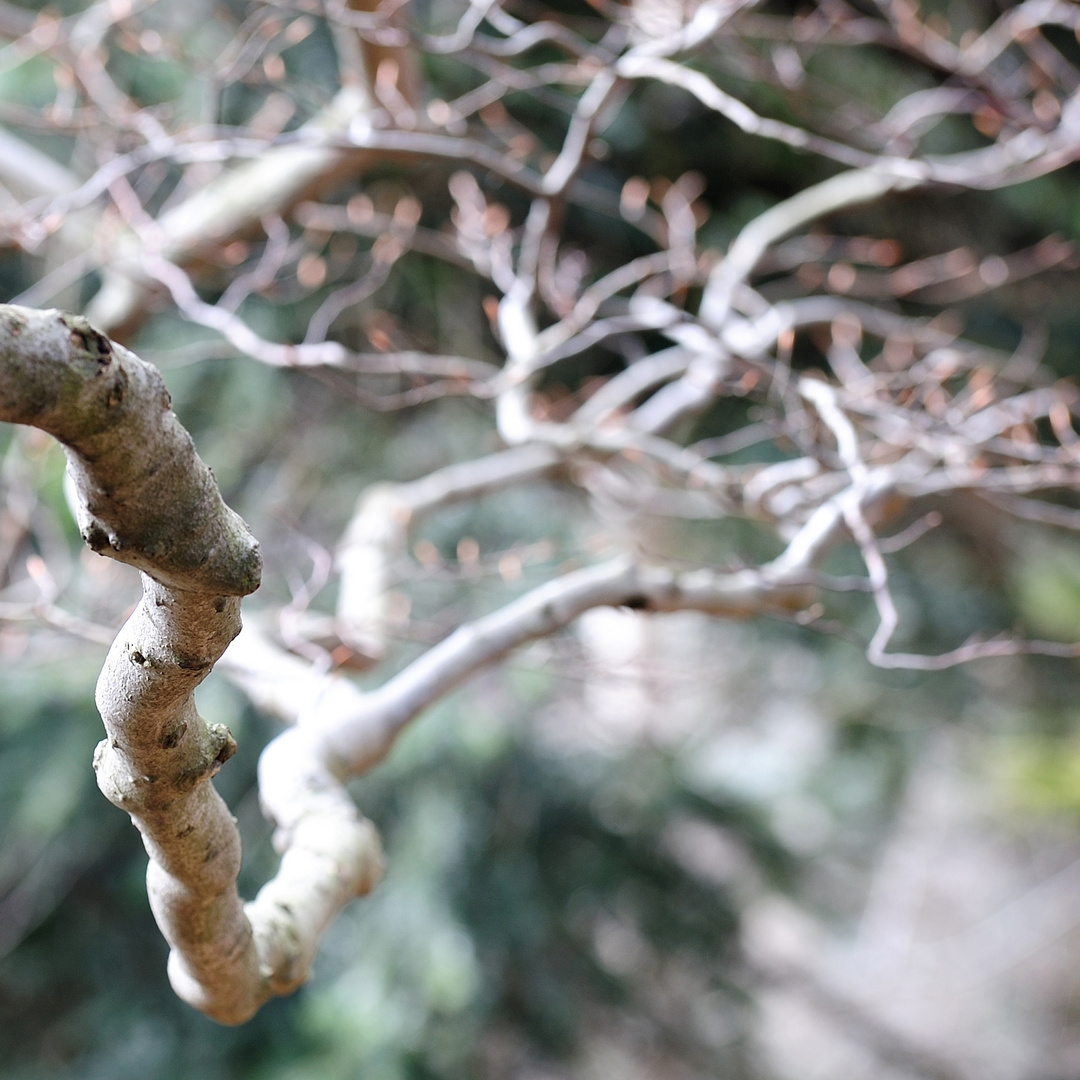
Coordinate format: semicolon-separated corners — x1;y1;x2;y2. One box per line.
994;734;1080;816
1011;542;1080;641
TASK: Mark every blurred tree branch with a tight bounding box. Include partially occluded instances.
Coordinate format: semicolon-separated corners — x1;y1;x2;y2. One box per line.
2;0;1080;1029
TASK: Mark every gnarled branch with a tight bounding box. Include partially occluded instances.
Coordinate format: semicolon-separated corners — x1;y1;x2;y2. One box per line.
0;305;381;1024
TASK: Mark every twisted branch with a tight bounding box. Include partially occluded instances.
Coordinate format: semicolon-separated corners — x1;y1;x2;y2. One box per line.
0;305;380;1024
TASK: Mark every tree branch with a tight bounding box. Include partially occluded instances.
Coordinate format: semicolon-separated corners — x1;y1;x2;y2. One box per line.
0;305;381;1025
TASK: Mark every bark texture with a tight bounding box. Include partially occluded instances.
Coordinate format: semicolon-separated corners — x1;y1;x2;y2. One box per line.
0;305;382;1024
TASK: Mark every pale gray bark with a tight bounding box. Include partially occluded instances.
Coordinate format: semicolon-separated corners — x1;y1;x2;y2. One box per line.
0;304;382;1024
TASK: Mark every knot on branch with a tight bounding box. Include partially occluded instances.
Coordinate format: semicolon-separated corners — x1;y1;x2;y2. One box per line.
206;722;239;774
62;312;112;365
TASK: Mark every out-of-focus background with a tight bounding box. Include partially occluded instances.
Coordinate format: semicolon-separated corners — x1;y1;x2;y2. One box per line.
3;0;1080;1077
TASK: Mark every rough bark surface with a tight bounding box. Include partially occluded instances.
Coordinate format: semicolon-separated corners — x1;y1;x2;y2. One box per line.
0;304;382;1024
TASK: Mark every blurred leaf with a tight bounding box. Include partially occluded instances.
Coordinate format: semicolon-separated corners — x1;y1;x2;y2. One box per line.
1010;544;1080;641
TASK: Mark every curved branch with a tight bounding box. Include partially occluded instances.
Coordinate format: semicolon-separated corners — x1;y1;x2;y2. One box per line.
225;555;814;801
0;305;381;1025
86;87;376;334
0;305;259;593
335;443;563;659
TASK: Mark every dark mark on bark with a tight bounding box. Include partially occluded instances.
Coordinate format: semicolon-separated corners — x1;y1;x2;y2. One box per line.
160;721;187;749
63;314;112;364
82;521;110;552
174;653;212;672
106;367;128;408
